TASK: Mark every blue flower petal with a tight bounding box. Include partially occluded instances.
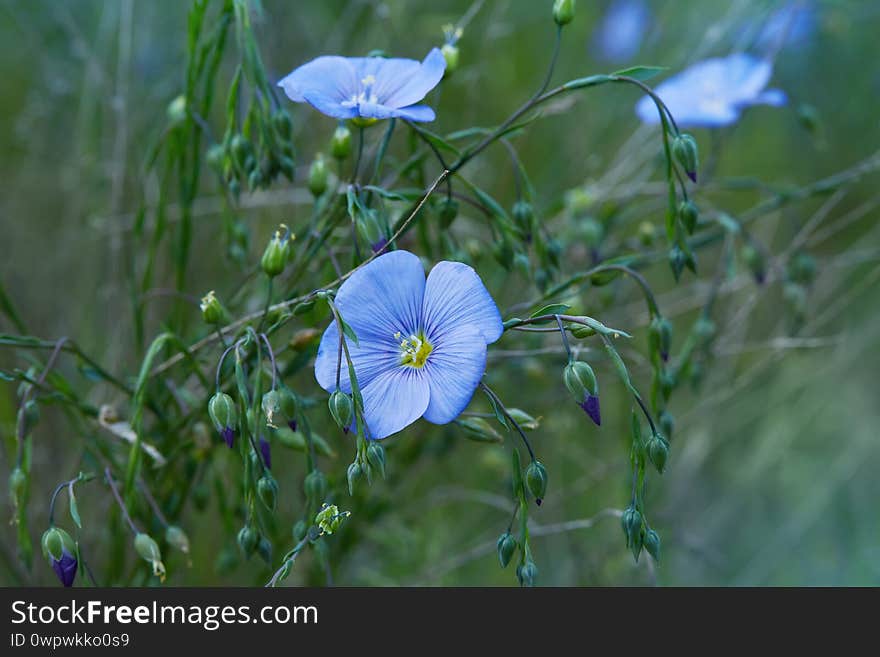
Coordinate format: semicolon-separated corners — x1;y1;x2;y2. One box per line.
380;48;446;109
278;55;358;104
753;88;787;107
422;323;487;424
314;251;426;393
302;90;359;120
422;260;503;345
356;101;397;120
391;104;436;122
360;367;430;439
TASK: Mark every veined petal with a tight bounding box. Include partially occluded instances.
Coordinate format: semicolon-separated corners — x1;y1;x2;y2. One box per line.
422;323;487;424
422;260;503;344
314;321;400;394
356;101;397;120
278;56;358;104
359;367;430;439
380;48;446;109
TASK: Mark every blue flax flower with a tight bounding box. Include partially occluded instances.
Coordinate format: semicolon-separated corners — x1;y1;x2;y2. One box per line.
315;251;503;440
278;49;446;123
635;53;786;128
592;0;651;64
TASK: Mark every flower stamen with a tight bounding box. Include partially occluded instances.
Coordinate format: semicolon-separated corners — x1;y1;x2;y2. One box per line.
395;331;433;368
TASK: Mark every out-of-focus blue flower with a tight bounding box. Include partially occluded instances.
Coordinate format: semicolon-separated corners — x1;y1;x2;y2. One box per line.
636;53;786;128
756;2;816;53
592;0;651;64
314;251;503;440
278;49;446;123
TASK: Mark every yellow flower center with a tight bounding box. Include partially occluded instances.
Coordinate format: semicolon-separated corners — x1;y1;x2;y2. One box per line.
395;331;433;368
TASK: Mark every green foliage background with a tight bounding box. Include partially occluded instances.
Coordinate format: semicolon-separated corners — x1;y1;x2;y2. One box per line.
1;0;879;586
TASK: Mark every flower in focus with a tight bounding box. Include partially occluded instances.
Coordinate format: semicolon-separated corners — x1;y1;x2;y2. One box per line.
314;251;503;439
635;53;787;128
41;527;78;587
278;49;446;123
592;0;651;64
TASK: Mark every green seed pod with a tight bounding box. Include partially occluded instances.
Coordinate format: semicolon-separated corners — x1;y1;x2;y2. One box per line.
366;441;386;479
552;0;576;26
257;475;278;510
679;200;699;234
644;528;661;562
621;506;642;545
328;390;353;430
497;533;517;568
261;224;292;278
230;134;254;172
563;361;598;400
512;201;535;234
304;470;328;504
308;154;329;197
672;133;699;182
237;526;259;558
438;197;459;229
647;434;670;473
331;124;352;160
346;461;363;496
648;315;672;362
199;290;228;325
272;109;293;140
165;525;190;554
525;460;548;505
441;43;460;75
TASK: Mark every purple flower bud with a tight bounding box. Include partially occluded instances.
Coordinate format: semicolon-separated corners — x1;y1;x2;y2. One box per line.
578;394;602;426
287;418;298;432
371;237;388;254
51;548;78;588
259;436;272;470
221;426;235;449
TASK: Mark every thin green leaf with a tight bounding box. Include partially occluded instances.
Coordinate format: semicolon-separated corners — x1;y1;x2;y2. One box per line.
530;303;571;318
612;66;667;82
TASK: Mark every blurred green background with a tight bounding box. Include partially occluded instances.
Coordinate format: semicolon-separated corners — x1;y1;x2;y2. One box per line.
1;0;879;586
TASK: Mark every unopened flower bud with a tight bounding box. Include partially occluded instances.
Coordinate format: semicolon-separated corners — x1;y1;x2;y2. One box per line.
366;441;386;479
257;475;278;510
200;290;228;325
165;525;190;554
517;559;538;587
497;533;517;568
357;208;388;254
18;399;40;437
230;134;254;172
208;392;237;448
166;95;187;125
553;0;576;26
564;361;601;425
512;200;535;235
346;461;363;496
647;434;670;473
331;124;352;160
441;43;459;75
648;315;672;362
507;408;540;430
41;527;77;587
261;224;292;278
679;200;699;234
304;470;328;504
570;324;596;339
741;243;767;285
525;460;548;505
237;526;259;558
257;536;272;565
669;244;686;282
457;417;504;443
644;528;661;562
672;133;699;182
134;533;166;581
328;390;353;430
308;154;329;197
622;506;644;560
